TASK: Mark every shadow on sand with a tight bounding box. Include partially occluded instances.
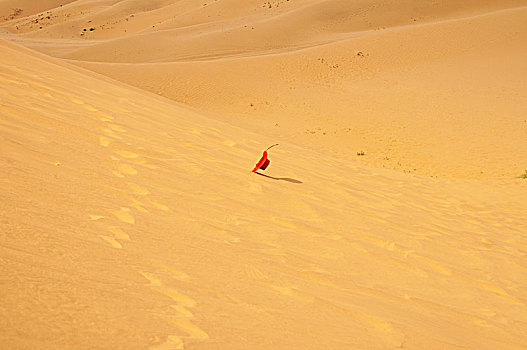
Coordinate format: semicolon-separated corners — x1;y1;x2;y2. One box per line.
254;172;303;184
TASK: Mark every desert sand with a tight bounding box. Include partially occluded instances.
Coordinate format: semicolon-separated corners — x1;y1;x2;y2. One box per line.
1;1;527;349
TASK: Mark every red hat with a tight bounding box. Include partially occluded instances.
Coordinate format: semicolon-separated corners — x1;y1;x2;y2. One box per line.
252;144;278;172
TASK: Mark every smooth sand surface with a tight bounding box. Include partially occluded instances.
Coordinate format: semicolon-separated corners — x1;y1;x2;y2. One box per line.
1;1;527;349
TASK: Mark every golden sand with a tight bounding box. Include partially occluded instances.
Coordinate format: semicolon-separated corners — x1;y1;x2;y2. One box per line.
1;1;527;349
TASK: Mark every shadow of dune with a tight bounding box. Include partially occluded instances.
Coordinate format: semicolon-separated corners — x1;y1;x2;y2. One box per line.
254;172;303;184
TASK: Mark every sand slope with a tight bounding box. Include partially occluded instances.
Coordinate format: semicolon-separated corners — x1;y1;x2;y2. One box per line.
2;39;527;349
2;0;526;178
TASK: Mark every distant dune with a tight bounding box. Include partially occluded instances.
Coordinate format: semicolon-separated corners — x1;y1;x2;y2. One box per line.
2;0;527;178
1;1;527;349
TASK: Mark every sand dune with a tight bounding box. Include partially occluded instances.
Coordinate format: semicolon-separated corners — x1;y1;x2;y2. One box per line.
2;0;525;178
1;1;527;349
71;5;527;179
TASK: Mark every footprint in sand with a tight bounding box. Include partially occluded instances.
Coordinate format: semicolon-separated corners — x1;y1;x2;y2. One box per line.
131;199;148;213
99;235;122;249
462;276;523;305
99;136;111;147
82;104;98;112
146;199;169;211
169;319;208;340
151;260;189;281
139;271;163;286
408;252;452;276
107;226;131;241
139;270;209;349
98;114;114;122
103;128;123;140
108;207;135;224
363;235;398;252
108;124;126;133
159;289;196;308
117;163;138;175
29;80;51;90
152;336;184;350
114;150;139;159
127;182;150;195
71;98;97;112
